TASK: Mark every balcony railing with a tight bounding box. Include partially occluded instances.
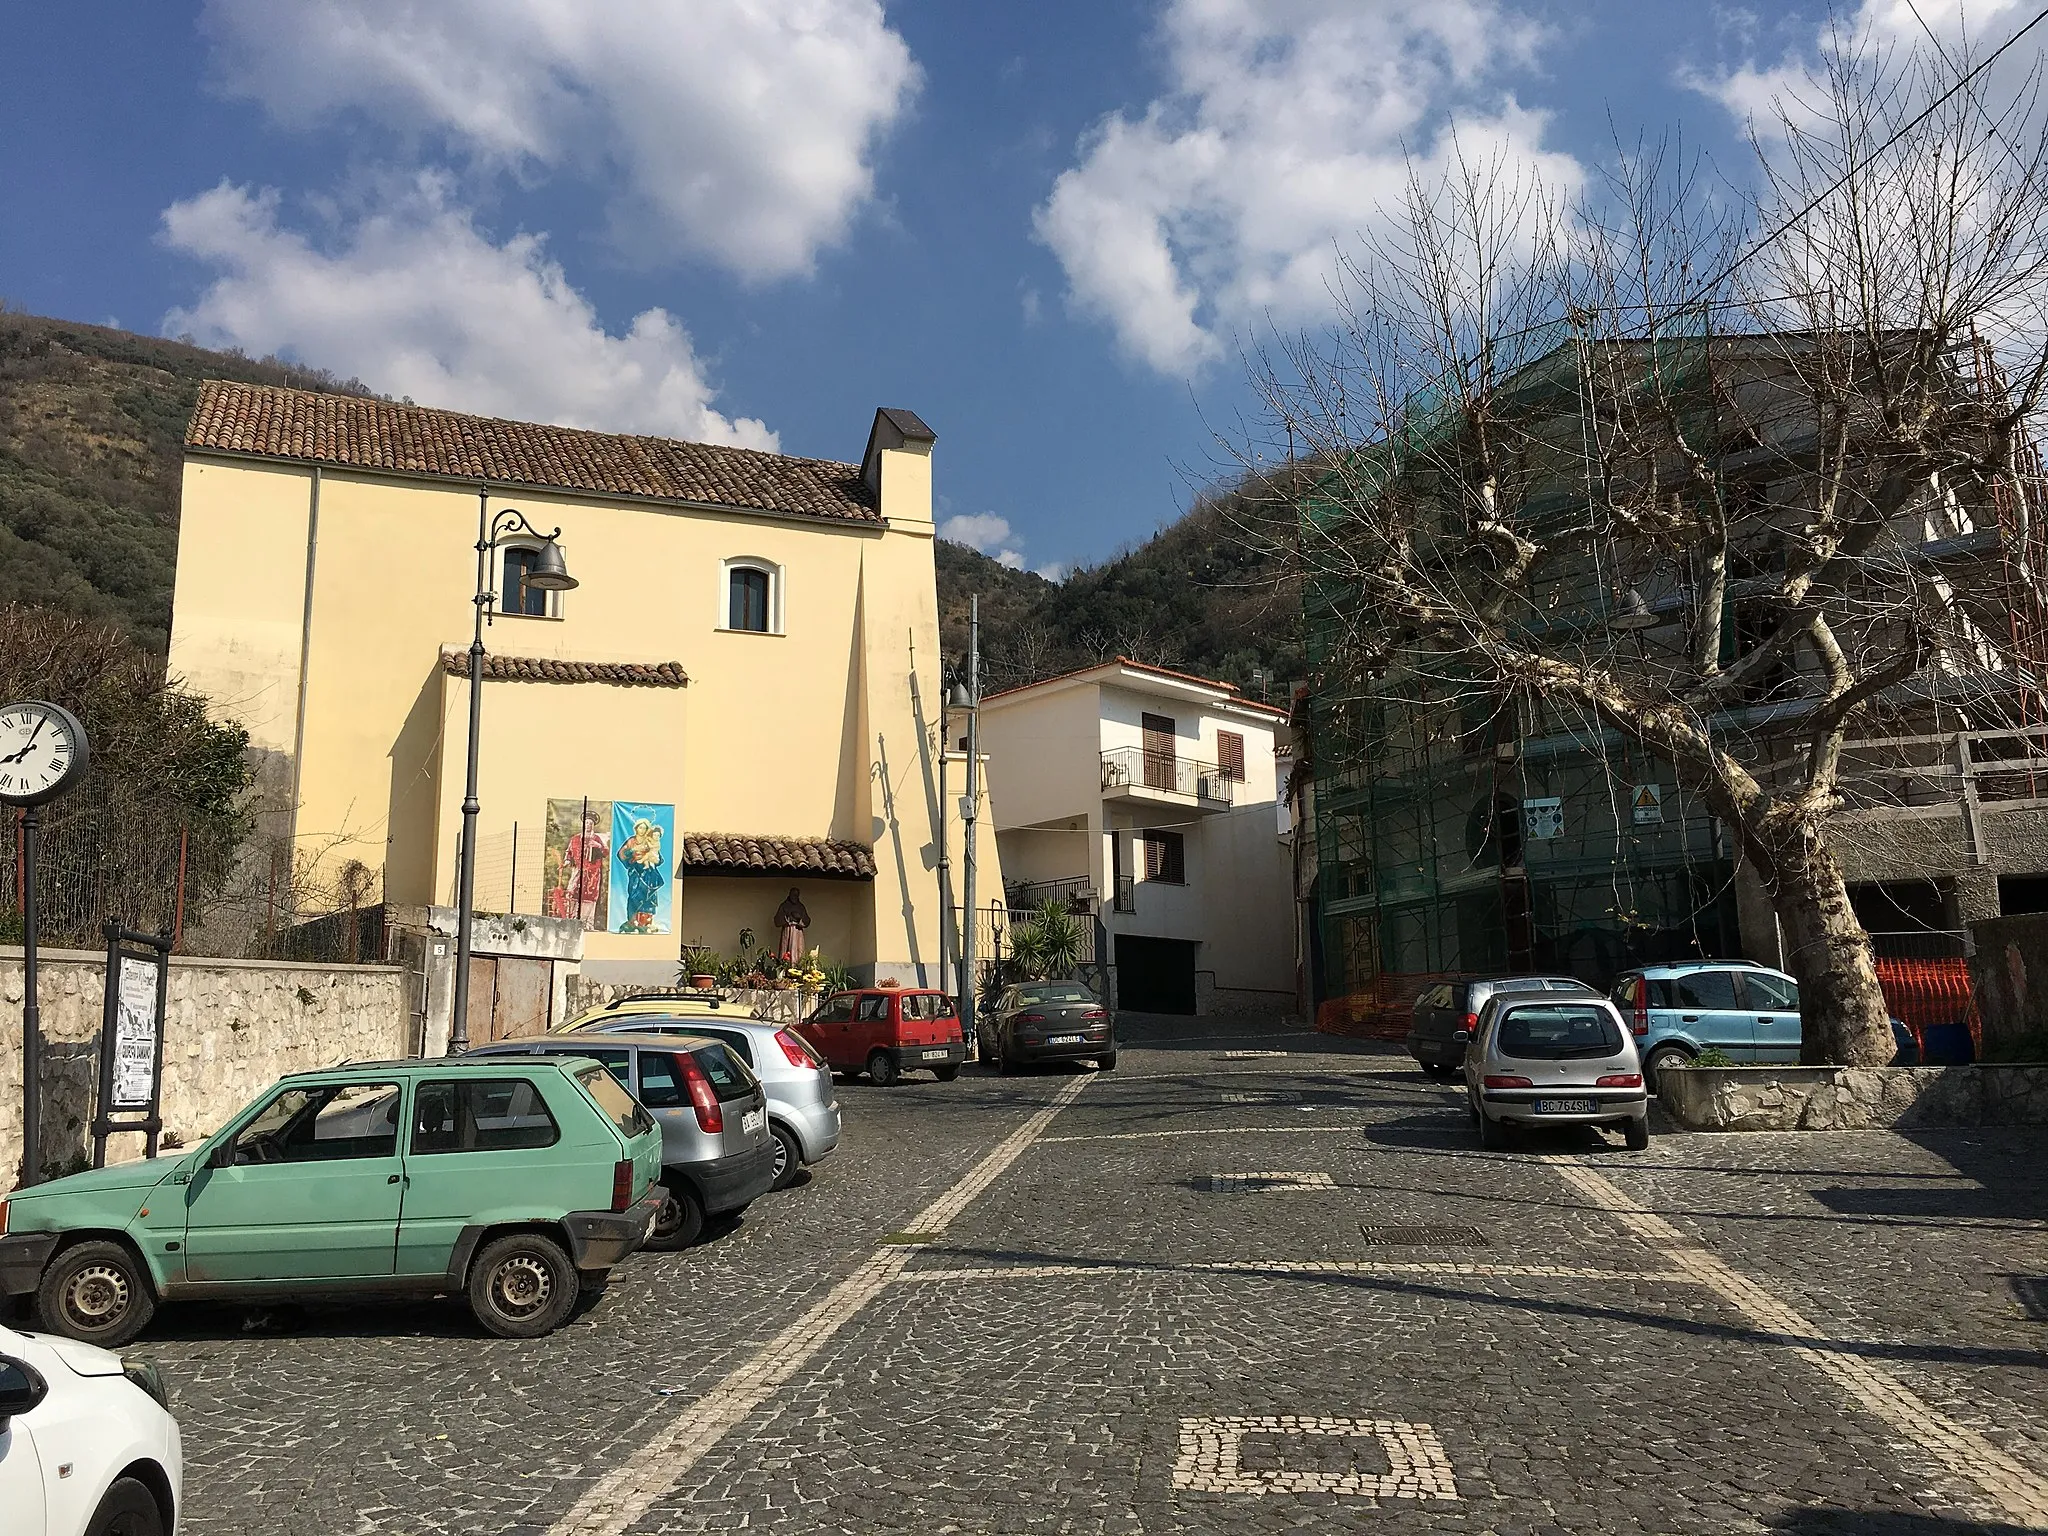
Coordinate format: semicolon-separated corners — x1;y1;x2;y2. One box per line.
1100;746;1239;804
1006;875;1098;912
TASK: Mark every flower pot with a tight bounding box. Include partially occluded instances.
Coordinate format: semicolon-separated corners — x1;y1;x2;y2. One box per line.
689;974;717;990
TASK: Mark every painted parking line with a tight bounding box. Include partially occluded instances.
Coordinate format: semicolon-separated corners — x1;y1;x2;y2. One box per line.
1547;1156;2048;1528
897;1260;1699;1284
546;1073;1095;1536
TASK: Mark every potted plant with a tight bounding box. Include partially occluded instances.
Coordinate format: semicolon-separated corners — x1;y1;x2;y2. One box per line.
678;946;722;990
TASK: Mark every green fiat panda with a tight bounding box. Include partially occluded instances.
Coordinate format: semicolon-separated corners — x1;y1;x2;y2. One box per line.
0;1056;665;1346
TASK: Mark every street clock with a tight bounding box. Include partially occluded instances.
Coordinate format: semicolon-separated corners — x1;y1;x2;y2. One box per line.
0;700;89;806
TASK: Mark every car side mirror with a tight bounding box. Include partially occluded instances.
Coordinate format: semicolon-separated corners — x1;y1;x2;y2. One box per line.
1451;1029;1471;1045
0;1356;48;1431
208;1139;237;1169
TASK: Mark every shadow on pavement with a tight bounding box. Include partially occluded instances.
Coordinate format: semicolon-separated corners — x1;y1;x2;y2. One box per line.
1766;1511;2044;1535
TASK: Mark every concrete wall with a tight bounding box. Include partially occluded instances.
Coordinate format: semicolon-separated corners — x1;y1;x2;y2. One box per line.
1968;910;2048;1055
1;947;409;1184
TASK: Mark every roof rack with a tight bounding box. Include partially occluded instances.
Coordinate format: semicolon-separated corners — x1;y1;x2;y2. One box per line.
605;990;723;1007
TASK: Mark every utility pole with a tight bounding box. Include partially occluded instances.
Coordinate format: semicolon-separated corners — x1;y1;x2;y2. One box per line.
936;709;951;991
956;597;982;1047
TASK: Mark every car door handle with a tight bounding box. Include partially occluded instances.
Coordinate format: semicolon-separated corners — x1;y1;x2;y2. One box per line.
1680;1014;1699;1022
387;1173;403;1184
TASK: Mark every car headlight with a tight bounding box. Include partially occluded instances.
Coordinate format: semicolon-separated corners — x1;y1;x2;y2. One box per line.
121;1357;170;1412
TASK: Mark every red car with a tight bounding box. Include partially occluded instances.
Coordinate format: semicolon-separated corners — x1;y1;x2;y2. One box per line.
797;987;967;1086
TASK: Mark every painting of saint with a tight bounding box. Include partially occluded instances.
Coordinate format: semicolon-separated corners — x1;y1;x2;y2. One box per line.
543;799;611;931
608;801;674;935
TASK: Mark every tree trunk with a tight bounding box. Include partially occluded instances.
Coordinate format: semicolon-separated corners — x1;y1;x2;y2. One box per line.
1759;826;1896;1066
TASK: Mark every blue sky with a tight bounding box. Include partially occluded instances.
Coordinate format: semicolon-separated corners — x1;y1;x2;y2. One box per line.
0;0;2012;578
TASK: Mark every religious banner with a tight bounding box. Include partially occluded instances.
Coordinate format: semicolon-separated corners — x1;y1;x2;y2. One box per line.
543;798;612;931
609;801;675;935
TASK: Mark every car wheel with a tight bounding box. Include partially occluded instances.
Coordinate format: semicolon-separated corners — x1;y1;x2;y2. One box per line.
1478;1110;1510;1151
1097;1052;1117;1071
933;1065;960;1082
37;1239;156;1347
868;1050;901;1087
1644;1044;1692;1091
1624;1116;1651;1151
83;1475;164;1536
643;1181;706;1251
770;1124;804;1190
467;1232;579;1339
1465;1087;1480;1122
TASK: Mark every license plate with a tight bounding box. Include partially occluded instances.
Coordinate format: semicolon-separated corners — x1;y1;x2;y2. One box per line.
1533;1098;1595;1115
921;1048;950;1060
1049;1034;1084;1045
742;1108;765;1134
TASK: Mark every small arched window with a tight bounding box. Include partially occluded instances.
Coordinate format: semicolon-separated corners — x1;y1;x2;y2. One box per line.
721;558;782;634
501;544;558;618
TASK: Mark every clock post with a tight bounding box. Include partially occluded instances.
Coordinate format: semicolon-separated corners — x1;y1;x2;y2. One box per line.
1;700;89;1187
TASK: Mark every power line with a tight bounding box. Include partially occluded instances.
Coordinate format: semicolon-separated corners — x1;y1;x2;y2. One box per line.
1686;2;2048;304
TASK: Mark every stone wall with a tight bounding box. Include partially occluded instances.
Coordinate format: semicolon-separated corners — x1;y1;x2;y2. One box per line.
1;947;409;1184
1660;1063;2048;1131
1968;911;2048;1056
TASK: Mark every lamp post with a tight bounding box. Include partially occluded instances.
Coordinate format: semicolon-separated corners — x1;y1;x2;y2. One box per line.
449;495;577;1054
951;595;981;1048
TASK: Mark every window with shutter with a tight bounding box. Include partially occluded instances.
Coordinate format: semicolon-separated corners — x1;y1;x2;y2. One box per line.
1142;712;1177;790
1139;830;1185;884
1217;730;1245;782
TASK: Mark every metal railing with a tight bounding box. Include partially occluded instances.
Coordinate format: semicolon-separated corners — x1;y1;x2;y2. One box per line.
1099;746;1239;803
1006;875;1098;911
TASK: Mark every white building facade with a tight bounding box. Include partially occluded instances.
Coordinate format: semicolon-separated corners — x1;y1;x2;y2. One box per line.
974;659;1294;1015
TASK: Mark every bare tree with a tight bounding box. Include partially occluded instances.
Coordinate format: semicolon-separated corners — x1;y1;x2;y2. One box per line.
1249;30;2048;1063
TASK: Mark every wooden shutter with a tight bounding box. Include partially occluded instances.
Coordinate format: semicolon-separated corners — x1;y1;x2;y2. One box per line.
1217;730;1245;782
1140;830;1185;883
1142;712;1177;790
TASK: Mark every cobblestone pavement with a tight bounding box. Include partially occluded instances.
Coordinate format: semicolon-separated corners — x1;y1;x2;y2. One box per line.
128;1015;2048;1534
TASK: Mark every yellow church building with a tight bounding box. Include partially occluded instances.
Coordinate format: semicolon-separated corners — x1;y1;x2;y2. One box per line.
168;381;990;998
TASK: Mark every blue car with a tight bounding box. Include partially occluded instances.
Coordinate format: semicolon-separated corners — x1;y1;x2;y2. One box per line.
1607;960;1802;1084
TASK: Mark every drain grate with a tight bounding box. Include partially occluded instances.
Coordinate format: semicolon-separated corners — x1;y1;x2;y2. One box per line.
1359;1224;1489;1247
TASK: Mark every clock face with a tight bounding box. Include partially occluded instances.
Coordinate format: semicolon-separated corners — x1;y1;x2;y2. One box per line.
0;702;86;806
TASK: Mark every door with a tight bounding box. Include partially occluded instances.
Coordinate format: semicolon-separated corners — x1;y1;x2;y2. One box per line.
490;957;554;1041
1662;970;1757;1059
182;1080;405;1283
397;1074;569;1276
1740;970;1803;1063
1115;934;1198;1015
1142;712;1177;791
853;993;892;1058
806;994;859;1067
0;1359;46;1532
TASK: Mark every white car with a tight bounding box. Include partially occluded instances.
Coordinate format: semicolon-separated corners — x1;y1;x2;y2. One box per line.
0;1321;181;1534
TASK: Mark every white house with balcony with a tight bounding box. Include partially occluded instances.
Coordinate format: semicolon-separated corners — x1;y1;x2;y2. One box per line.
972;658;1294;1015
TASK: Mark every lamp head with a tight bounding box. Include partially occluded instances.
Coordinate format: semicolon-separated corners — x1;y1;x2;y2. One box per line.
1609;587;1660;632
525;537;578;592
950;683;974;710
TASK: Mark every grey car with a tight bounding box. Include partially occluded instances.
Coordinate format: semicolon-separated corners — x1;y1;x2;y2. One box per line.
584;1015;841;1190
1459;994;1650;1151
1408;975;1598;1076
981;981;1115;1073
468;1032;776;1247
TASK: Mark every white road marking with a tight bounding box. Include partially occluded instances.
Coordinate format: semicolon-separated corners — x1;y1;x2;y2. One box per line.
1219;1049;1289;1059
546;1074;1094;1536
1206;1170;1336;1192
1172;1416;1459;1498
1040;1125;1367;1144
898;1260;1696;1283
1547;1156;2048;1527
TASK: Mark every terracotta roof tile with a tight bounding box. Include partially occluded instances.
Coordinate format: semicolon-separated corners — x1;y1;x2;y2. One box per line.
189;380;879;523
679;833;876;881
439;650;688;688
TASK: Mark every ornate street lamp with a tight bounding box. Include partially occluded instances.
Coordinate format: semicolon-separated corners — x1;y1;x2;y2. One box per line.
450;495;577;1053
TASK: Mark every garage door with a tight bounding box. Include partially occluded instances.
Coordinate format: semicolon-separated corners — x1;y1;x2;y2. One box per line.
1115;935;1198;1015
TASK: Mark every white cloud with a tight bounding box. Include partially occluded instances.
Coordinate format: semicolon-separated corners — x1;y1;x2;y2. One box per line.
939;512;1033;570
1035;0;1578;375
162;177;775;448
199;0;919;280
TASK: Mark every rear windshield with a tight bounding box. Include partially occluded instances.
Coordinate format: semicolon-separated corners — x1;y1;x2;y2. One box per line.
1495;1005;1625;1060
899;991;960;1020
1014;984;1096;1005
577;1065;653;1137
690;1042;759;1102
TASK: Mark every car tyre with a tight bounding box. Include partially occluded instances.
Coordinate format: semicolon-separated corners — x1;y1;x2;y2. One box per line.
1644;1044;1692;1091
38;1239;156;1348
83;1475;165;1536
769;1123;804;1190
644;1181;706;1251
1624;1116;1651;1151
1477;1110;1510;1151
868;1050;901;1087
932;1065;960;1082
1097;1052;1118;1071
468;1232;579;1339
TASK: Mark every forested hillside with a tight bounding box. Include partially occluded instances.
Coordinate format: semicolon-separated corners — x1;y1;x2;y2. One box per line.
0;310;1300;696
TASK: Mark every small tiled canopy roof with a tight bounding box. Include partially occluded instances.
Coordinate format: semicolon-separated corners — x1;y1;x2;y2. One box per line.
680;833;876;881
439;650;688;688
188;380;880;523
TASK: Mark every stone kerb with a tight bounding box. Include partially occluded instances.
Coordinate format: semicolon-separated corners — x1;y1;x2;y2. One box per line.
1660;1063;2048;1131
1;947;409;1183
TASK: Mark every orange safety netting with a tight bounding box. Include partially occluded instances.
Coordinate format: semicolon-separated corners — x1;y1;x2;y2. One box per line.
1873;956;1978;1052
1315;974;1464;1041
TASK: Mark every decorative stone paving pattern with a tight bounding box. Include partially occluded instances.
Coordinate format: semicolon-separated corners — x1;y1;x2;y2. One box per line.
1219;1049;1288;1059
1221;1090;1304;1102
1040;1124;1365;1144
899;1259;1700;1283
1547;1154;2048;1528
1171;1415;1460;1498
1205;1170;1335;1192
544;1073;1095;1536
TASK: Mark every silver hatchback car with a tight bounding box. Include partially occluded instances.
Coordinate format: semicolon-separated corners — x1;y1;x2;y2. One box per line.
585;1015;841;1190
469;1032;776;1246
1459;994;1650;1151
